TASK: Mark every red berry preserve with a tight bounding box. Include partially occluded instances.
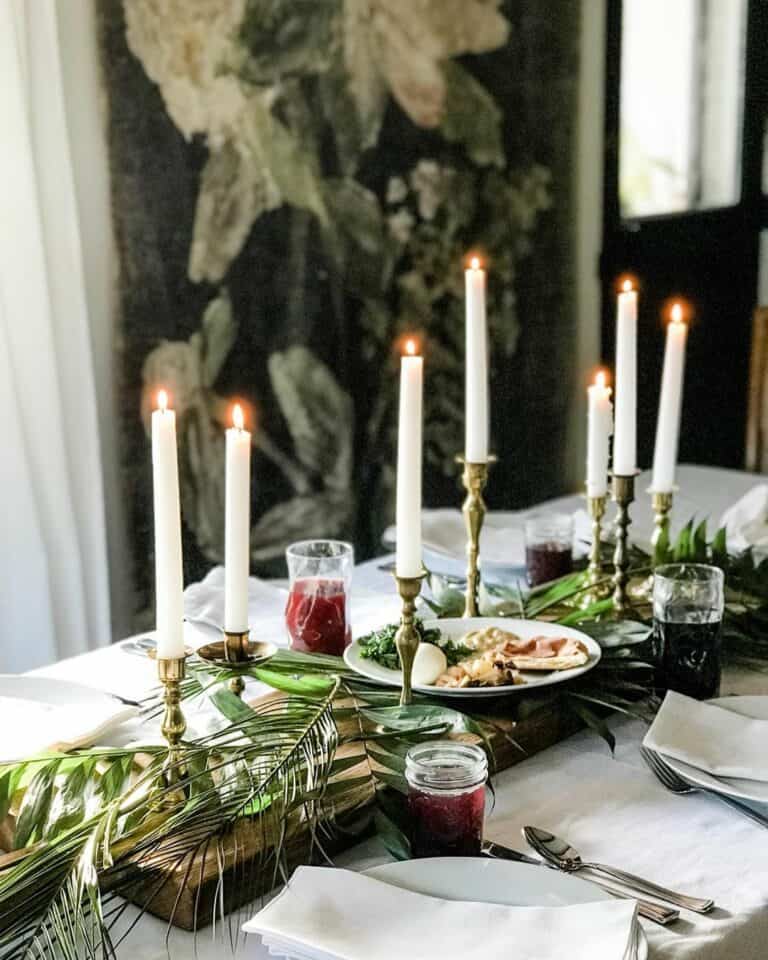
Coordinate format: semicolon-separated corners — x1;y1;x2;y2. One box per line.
405;742;488;858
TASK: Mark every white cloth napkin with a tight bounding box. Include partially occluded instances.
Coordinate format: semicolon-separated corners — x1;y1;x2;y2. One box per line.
183;567;401;646
0;696;138;762
244;866;639;960
644;691;768;781
720;485;768;553
385;508;592;567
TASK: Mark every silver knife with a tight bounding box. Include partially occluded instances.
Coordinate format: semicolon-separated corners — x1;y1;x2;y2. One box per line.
482;839;679;925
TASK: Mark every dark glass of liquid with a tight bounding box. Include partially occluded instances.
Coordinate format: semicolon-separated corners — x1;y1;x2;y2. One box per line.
653;618;723;700
525;513;574;587
525;543;574;587
652;564;725;701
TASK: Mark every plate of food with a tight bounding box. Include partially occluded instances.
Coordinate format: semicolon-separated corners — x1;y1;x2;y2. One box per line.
344;617;601;697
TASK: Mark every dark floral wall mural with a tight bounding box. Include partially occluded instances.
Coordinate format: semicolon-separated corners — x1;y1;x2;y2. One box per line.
98;0;580;628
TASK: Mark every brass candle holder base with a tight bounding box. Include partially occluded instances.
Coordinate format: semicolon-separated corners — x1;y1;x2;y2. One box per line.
581;493;611;609
196;630;277;698
394;571;427;706
153;651;191;806
456;454;496;618
611;472;638;618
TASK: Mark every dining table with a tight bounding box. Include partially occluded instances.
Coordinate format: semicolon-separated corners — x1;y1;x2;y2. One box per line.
29;464;768;959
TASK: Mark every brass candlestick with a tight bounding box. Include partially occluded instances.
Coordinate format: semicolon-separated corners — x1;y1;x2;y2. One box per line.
581;493;610;608
156;652;189;804
457;455;496;618
394;571;427;706
611;473;637;617
196;630;277;699
650;489;674;566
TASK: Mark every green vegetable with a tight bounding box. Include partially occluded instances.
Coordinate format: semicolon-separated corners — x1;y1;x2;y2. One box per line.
358;621;472;670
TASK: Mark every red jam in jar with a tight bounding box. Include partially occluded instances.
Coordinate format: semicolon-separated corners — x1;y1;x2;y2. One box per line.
405;742;488;858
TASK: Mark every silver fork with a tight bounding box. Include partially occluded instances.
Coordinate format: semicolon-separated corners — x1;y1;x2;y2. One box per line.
641;746;768;828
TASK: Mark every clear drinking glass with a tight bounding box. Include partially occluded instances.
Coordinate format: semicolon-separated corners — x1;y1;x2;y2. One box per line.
285;540;353;656
405;741;488;858
524;513;574;586
652;563;725;700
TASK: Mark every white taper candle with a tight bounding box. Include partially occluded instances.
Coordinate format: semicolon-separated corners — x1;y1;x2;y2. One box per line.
224;403;251;633
396;340;424;578
651;303;688;493
152;390;185;659
586;371;613;497
465;257;489;463
614;279;638;475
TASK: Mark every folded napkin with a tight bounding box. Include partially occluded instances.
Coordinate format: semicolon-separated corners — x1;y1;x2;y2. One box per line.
184;567;401;645
244;866;639;960
385;508;592;567
0;696;138;762
644;691;768;782
720;485;768;553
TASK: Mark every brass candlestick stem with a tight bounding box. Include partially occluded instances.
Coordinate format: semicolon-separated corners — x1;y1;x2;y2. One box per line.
650;490;674;566
156;653;189;805
457;455;496;618
196;630;277;699
581;493;609;608
394;571;427;706
611;473;637;618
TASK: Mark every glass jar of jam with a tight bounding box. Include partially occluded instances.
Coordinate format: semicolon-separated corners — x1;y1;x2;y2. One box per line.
405;741;488;858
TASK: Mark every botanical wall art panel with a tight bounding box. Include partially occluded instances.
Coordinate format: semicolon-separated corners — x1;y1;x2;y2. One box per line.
97;0;580;628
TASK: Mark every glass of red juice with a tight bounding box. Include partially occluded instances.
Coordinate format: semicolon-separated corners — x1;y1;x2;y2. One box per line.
524;513;574;587
285;540;353;656
405;742;488;858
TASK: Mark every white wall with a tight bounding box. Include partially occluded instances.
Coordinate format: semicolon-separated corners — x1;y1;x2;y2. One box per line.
566;0;607;490
56;0;132;639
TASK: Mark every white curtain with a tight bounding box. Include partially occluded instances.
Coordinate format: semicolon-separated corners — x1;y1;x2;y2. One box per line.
0;0;111;670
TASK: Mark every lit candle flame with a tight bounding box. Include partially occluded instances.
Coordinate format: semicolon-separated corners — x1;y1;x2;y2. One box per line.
622;279;633;293
470;256;481;271
595;370;606;388
404;338;417;357
233;403;244;430
671;302;683;324
157;389;168;412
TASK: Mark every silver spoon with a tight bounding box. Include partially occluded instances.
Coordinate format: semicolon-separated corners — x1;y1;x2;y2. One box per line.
524;825;714;914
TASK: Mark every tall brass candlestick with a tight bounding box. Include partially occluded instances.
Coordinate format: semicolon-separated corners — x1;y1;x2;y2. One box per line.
156;653;189;804
650;490;674;566
394;571;426;706
581;493;609;608
457;455;495;618
611;473;636;617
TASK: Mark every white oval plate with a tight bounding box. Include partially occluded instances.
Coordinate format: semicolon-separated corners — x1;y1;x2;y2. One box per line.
662;695;768;804
366;858;647;959
344;617;601;698
0;675;118;709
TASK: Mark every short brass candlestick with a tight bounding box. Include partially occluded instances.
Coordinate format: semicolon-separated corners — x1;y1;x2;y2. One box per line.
457;455;496;618
394;571;427;706
196;630;277;699
155;652;190;805
611;473;637;618
581;492;610;609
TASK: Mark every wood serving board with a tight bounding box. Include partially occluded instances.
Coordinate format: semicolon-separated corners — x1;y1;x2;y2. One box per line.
118;687;583;930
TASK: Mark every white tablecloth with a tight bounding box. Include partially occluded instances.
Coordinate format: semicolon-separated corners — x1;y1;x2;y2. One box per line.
30;464;768;959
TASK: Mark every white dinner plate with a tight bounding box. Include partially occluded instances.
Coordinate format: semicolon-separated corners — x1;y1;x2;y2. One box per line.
344;617;601;698
366;858;647;959
0;675;119;709
662;695;768;804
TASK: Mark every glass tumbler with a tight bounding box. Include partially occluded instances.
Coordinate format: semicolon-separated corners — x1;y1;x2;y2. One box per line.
285;540;353;656
405;741;488;858
652;563;725;700
524;513;574;587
